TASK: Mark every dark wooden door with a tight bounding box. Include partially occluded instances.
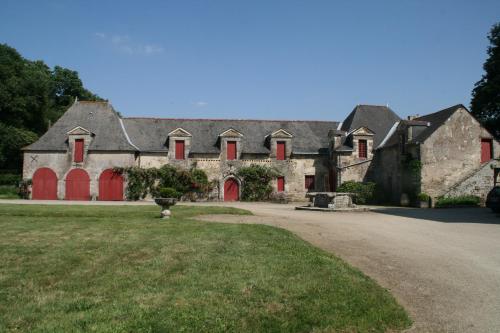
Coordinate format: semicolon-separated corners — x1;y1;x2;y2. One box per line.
224;178;239;201
99;169;123;201
65;169;90;200
32;168;58;200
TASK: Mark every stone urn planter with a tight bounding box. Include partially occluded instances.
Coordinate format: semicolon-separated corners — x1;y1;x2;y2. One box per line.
154;198;177;219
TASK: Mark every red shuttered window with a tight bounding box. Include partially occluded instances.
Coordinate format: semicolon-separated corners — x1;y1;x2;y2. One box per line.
277;176;285;192
74;139;84;162
305;175;315;191
227;141;237;160
481;139;492;163
358;139;367;159
175;140;185;160
277;141;286;160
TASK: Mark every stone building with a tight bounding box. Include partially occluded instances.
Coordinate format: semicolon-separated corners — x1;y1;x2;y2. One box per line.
23;100;500;204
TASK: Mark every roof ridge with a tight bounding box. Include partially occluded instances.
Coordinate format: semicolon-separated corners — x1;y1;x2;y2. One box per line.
123;117;338;123
415;104;465;120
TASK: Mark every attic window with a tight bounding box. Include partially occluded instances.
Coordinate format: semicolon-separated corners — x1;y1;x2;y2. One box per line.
227;141;237;160
74;139;84;162
277;141;286;160
358;140;367;159
175;140;185;160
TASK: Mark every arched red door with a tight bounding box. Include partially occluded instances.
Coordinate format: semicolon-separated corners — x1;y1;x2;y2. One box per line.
65;169;90;200
32;168;58;200
99;169;124;201
224;178;239;201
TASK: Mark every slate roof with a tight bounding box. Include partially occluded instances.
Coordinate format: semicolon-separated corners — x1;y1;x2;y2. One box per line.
122;118;339;154
340;105;401;147
23;101;138;151
410;104;464;143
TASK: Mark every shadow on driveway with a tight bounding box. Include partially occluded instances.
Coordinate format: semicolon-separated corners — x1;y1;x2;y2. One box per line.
373;207;500;224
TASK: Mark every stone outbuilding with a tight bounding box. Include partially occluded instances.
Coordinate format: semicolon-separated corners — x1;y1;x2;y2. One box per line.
23;100;500;204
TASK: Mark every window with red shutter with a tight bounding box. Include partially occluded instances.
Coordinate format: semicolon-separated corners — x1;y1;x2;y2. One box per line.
277;141;286;160
227;141;237;160
277;176;285;192
175;140;185;160
358;139;367;159
305;175;315;191
74;139;84;162
481;139;492;163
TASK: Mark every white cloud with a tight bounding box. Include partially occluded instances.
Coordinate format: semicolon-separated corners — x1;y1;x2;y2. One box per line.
95;33;163;56
192;101;208;107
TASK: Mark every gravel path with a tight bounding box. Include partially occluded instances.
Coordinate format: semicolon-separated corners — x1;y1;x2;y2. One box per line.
193;202;500;333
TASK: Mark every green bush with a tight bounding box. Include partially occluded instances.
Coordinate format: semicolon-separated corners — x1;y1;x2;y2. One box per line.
0;173;21;186
435;195;481;208
417;193;430;201
337;181;376;204
157;187;182;199
237;164;279;201
0;185;19;199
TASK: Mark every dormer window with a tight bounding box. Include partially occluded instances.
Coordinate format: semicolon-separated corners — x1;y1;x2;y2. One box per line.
175;140;185;160
227;141;237;160
358;139;367;159
74;139;84;162
277;141;286;160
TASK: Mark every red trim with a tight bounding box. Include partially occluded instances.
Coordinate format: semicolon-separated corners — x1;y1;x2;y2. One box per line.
227;141;237;160
74;139;84;162
175;140;185;160
277;141;286;160
277;176;285;192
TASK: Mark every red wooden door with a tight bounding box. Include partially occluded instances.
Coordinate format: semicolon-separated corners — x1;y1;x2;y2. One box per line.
277;141;286;160
224;178;239;201
99;169;124;201
32;168;58;200
277;176;285;192
175;140;185;160
65;169;90;200
481;139;492;163
227;141;237;160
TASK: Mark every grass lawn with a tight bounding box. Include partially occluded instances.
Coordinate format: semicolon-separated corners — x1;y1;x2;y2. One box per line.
0;204;411;332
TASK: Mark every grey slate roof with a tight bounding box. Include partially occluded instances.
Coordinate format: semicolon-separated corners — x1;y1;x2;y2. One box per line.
122;118;339;154
24;101;137;151
340;105;401;147
410;104;464;143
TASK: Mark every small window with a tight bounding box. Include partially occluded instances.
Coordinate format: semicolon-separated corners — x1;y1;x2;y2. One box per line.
358;139;367;159
277;176;285;192
175;140;185;160
305;175;315;191
277;141;286;160
227;141;237;160
74;139;84;162
481;138;492;163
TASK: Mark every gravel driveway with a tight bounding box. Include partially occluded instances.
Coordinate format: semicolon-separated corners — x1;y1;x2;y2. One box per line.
194;202;500;333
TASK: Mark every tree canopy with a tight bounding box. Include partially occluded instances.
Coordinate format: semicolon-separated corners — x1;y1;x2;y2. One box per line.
471;23;500;138
0;43;103;171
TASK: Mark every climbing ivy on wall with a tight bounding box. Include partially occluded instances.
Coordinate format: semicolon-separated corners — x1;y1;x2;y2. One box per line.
114;166;211;201
237;164;279;201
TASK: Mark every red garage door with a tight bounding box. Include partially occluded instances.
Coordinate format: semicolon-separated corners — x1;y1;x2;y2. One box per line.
99;169;124;201
224;178;239;201
32;168;58;200
65;169;90;200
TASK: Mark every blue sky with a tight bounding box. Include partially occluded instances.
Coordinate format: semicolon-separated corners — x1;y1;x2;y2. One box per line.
1;0;499;121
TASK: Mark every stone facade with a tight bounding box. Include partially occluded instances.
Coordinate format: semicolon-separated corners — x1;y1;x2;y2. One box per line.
22;101;500;204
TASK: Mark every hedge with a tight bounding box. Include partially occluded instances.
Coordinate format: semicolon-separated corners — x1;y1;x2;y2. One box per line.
435;195;481;208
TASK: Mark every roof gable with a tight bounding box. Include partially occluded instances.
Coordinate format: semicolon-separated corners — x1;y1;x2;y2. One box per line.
168;128;192;137
219;128;244;137
270;128;293;138
411;104;464;143
67;126;91;135
350;126;375;136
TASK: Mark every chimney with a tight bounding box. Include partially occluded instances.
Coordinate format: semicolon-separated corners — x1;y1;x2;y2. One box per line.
407;114;420;121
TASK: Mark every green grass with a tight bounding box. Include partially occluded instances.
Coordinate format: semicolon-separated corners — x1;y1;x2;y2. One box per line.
0;185;18;199
0;204;411;332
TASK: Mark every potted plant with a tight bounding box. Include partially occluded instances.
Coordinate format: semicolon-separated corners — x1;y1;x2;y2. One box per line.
154;187;181;218
417;193;430;208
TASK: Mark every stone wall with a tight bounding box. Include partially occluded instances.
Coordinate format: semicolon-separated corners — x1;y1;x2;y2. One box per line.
420;108;500;201
23;151;137;199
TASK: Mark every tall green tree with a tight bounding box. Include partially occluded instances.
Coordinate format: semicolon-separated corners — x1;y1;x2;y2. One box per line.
0;43;103;172
471;23;500;138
